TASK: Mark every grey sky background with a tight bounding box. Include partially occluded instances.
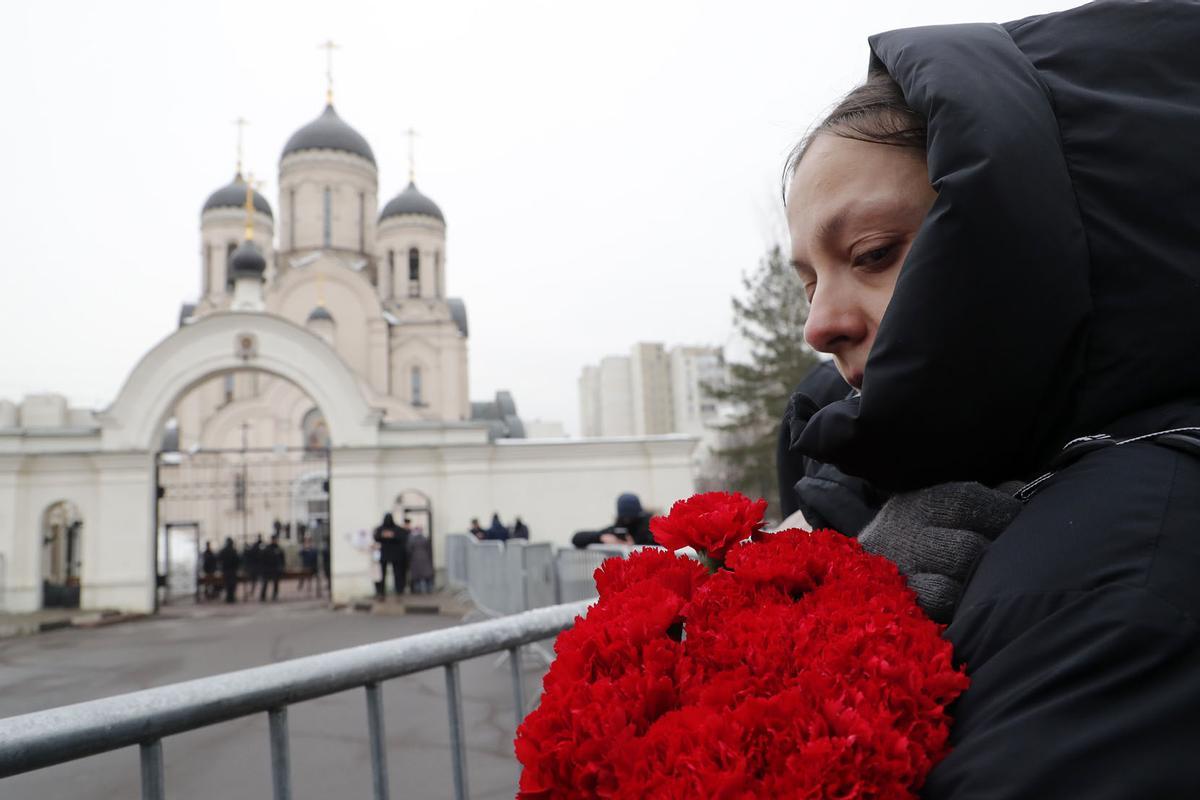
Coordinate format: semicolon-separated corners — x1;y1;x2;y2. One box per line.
3;0;1066;435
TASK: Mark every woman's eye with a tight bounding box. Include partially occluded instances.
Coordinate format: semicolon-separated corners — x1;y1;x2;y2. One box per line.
853;244;894;269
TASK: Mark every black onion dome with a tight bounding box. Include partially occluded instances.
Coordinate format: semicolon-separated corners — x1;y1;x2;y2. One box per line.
203;174;273;218
379;181;445;223
281;104;376;165
229;240;267;279
307;306;333;322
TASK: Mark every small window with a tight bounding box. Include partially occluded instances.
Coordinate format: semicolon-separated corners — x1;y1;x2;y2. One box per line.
408;248;421;297
411;366;423;406
358;192;365;252
388;250;395;297
323;187;332;247
223;373;235;404
203;244;211;295
288;188;296;250
225;242;237;290
434;250;442;297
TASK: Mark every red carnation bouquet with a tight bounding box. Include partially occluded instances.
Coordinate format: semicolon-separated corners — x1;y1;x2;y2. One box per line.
515;492;969;798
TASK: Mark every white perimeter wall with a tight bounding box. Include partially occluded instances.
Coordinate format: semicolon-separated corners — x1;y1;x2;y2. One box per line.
0;433;697;613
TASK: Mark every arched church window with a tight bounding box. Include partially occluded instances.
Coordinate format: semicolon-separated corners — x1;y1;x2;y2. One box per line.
411;366;423;406
323;187;332;248
288;188;296;250
434;250;442;298
203;244;211;295
223;373;235;405
225;242;237;290
408;248;420;297
388;250;396;298
302;407;331;456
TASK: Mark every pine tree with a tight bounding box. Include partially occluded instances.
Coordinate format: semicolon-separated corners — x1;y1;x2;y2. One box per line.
705;244;819;516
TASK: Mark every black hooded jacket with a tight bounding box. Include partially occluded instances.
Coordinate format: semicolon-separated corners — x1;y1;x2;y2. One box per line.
792;3;1200;796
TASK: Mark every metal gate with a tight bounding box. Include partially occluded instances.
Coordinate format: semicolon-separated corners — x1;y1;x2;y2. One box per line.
154;447;331;605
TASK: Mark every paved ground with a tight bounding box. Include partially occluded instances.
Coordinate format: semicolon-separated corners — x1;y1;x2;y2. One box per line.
0;599;550;799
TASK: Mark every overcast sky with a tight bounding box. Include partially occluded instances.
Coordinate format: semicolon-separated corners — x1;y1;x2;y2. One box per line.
3;0;1069;435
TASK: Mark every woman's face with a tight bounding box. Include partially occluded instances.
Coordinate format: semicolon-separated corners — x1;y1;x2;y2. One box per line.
786;133;935;390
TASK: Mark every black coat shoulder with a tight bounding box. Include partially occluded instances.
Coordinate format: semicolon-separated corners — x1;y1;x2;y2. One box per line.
927;440;1200;797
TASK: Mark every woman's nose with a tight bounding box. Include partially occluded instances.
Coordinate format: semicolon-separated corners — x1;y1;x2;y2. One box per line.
804;284;868;355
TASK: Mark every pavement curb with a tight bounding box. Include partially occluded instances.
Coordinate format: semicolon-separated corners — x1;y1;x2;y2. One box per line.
0;610;147;640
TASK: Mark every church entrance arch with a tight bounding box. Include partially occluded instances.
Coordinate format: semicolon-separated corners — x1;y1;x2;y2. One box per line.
98;311;382;611
41;501;83;608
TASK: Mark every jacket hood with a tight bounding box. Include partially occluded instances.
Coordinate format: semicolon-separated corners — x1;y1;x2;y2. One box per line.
796;1;1200;491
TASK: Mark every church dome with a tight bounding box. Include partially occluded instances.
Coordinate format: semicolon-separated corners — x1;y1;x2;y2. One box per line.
282;104;376;165
229;240;267;279
203;174;272;218
307;306;333;322
380;182;445;223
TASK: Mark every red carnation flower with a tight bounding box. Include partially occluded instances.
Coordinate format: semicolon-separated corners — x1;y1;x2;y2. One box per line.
516;501;969;799
650;491;769;564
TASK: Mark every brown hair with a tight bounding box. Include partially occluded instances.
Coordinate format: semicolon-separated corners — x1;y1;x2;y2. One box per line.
784;70;927;190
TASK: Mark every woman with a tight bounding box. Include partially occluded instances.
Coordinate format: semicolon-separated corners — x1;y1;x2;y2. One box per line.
784;3;1200;796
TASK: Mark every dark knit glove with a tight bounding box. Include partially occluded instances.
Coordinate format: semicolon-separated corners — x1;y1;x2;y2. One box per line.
857;482;1022;623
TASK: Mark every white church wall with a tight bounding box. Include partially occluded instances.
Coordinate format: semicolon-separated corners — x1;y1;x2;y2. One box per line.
85;452;155;612
0;452;101;612
279;151;378;255
268;260;385;390
376;216;445;302
371;435;698;566
0;459;21;609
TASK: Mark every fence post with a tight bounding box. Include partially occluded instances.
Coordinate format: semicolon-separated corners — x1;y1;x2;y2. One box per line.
444;662;469;800
268;707;292;800
139;739;165;800
365;683;390;800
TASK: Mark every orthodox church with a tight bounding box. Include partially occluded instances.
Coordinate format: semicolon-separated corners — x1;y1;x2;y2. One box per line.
0;86;697;615
181;104;475;452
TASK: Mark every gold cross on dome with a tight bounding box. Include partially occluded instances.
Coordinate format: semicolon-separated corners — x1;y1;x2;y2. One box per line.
233;117;248;177
406;127;418;182
319;40;339;105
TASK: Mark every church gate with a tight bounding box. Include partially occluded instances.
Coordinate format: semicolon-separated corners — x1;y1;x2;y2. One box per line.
155;446;331;605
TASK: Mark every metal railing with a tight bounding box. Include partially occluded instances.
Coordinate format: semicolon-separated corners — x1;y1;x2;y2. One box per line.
0;600;590;800
446;532;652;617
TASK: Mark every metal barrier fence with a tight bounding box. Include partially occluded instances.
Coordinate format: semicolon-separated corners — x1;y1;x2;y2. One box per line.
448;533;649;614
444;533;470;590
0;600;590;800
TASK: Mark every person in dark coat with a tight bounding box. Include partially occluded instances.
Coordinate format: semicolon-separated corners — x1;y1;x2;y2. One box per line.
259;534;284;602
512;517;530;540
242;534;263;601
372;513;408;598
468;518;486;540
571;493;654;549
406;526;434;593
217;537;240;604
483;513;509;542
201;542;218;600
782;3;1200;795
298;537;320;597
